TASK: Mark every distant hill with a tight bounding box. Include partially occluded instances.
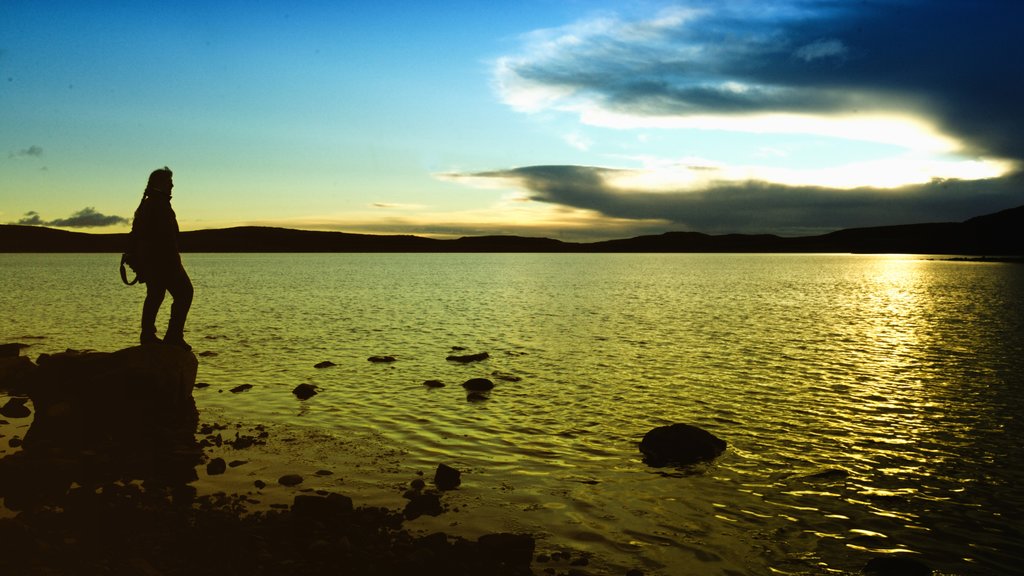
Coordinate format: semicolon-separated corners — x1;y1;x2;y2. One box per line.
1;205;1022;255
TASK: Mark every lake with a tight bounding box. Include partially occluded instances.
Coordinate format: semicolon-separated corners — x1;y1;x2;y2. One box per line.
2;253;1023;575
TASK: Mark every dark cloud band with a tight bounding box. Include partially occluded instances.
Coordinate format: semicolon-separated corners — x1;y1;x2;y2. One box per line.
465;165;1024;235
14;207;128;228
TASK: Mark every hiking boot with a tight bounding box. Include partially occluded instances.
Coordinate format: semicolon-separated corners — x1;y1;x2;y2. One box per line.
163;337;192;351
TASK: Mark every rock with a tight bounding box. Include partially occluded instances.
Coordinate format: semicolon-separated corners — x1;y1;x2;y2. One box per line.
434;463;461;490
292;493;354;520
0;343;30;357
206;457;227;475
462;378;495;391
639;423;727;467
254;479;267;489
477;533;536;567
25;345;199;451
0;355;36;394
292;383;318;400
423;379;445;388
279;474;304;487
0;397;31;419
313;361;335;369
228;460;247;468
863;556;932;576
368;356;397;363
198;351;218;357
410;478;426;491
229;384;253;393
491;371;522;382
403;493;443;520
446;352;489;363
314;469;333;476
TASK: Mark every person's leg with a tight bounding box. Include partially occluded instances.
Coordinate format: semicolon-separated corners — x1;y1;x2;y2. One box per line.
163;266;194;349
141;280;166;344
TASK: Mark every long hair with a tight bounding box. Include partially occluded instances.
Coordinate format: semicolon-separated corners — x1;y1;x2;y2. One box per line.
134;166;173;230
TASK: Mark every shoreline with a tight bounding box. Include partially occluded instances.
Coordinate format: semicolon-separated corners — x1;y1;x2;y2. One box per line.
0;346;628;576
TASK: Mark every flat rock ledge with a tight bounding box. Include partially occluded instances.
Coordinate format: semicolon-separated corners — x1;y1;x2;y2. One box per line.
0;345;203;509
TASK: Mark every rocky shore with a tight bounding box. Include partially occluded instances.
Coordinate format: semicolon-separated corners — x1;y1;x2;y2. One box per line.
0;345;539;576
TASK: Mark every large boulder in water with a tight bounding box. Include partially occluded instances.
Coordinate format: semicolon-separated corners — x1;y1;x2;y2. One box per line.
24;345;199;451
639;423;727;467
0;345;201;508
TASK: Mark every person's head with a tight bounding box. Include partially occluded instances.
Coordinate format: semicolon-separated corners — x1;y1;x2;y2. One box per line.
146;167;174;198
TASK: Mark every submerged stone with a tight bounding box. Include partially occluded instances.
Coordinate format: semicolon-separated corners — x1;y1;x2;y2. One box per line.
446;352;489;363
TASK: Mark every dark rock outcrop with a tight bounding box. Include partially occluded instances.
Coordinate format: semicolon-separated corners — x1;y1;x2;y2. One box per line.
0;354;36;395
0;397;31;419
462;378;495;391
447;352;489;363
292;383;318;400
25;345;198;451
313;360;335;368
434;463;462;490
0;345;202;509
639;423;727;467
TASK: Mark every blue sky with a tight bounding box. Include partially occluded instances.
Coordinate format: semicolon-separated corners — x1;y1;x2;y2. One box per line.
3;0;1022;239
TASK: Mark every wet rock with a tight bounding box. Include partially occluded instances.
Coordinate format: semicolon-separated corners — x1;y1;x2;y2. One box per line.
25;345;198;451
477;533;536;567
410;478;426;491
368;355;397;363
863;556;932;576
423;379;445;388
292;493;354;520
801;468;850;482
0;355;36;394
434;463;461;490
446;352;489;363
639;423;727;467
0;397;31;419
229;384;253;393
462;378;495;391
403;493;443;520
228;460;247;468
0;343;30;357
314;360;335;369
315;469;333;476
491;371;522;382
279;474;304;487
254;479;267;489
198;351;218;357
292;383;318;400
206;457;227;475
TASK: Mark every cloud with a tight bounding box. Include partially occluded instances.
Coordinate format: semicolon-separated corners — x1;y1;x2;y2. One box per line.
793;39;847;62
454;165;1024;235
9;145;43;159
15;211;44;226
495;1;1024;161
13;207;129;228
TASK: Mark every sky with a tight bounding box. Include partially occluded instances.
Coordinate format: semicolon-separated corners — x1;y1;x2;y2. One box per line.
2;0;1022;240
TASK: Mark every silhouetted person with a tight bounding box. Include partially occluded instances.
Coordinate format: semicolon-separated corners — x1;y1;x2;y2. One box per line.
132;167;193;350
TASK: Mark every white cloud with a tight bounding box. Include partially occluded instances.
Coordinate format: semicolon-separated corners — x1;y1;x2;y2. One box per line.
794;39;848;62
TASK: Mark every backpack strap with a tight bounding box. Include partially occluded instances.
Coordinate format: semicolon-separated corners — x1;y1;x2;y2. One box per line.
120;253;139;285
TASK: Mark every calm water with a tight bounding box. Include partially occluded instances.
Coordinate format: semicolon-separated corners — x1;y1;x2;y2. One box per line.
2;253;1023;575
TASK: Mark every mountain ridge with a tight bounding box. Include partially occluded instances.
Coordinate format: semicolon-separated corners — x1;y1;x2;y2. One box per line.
1;205;1021;255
